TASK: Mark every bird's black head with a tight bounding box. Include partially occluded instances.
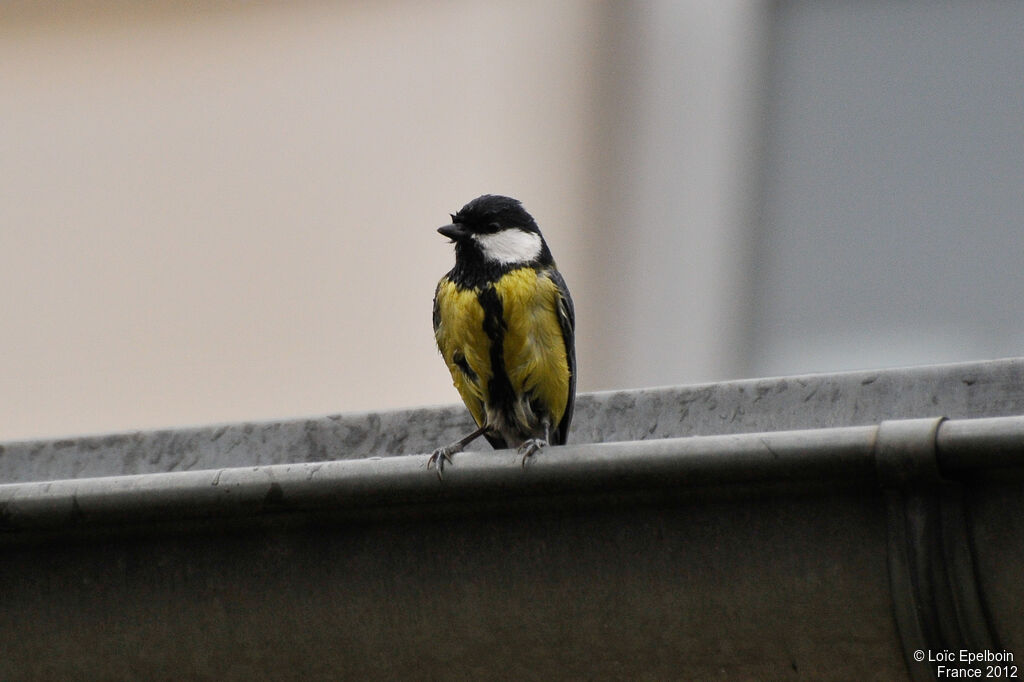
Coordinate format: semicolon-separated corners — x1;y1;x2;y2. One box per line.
448;195;540;236
438;195;552;279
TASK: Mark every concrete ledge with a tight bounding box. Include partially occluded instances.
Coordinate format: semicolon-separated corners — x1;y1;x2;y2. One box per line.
4;357;1024;484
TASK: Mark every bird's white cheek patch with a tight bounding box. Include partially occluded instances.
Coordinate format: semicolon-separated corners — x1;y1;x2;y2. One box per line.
473;230;543;265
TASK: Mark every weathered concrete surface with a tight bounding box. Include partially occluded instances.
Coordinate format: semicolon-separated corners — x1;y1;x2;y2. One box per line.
4;357;1024;484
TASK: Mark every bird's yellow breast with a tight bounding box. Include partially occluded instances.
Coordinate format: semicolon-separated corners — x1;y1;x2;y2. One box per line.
493;268;570;425
435;278;490;427
435;267;570;432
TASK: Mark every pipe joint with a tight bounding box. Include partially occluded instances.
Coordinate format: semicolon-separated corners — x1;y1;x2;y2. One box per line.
874;416;947;488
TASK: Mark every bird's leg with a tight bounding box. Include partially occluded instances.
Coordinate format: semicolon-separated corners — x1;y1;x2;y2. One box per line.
428;424;488;480
518;419;551;467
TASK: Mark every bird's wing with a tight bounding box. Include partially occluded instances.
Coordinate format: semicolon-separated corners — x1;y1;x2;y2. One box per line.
548;268;576;445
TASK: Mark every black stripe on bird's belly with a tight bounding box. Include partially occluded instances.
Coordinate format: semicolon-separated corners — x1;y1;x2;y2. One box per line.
476;286;515;416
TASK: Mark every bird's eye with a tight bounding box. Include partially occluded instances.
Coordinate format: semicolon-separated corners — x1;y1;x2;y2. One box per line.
487;222;501;232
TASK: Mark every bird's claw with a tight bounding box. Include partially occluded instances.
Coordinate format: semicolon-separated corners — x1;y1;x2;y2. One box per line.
427;446;456;480
517;438;547;467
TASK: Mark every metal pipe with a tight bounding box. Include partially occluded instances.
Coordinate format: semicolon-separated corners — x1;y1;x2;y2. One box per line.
2;415;1023;534
936;415;1024;471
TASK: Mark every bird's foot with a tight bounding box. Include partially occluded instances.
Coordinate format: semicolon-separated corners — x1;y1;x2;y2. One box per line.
427;444;460;480
517;438;548;467
426;425;490;480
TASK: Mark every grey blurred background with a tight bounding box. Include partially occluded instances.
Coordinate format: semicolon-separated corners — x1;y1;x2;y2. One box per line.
1;1;1022;441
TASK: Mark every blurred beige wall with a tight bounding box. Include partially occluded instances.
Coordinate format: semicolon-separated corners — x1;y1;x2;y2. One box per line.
0;1;765;440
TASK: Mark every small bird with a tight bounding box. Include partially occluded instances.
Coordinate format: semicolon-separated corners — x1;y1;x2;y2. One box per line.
429;195;576;478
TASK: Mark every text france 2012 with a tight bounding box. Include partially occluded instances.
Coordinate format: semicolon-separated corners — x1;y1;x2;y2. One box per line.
914;649;1017;679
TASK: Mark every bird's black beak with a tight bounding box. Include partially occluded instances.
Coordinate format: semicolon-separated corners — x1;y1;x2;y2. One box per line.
438;223;469;242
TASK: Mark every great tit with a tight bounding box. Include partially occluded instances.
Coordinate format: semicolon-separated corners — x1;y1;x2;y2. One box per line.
429;195;576;479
